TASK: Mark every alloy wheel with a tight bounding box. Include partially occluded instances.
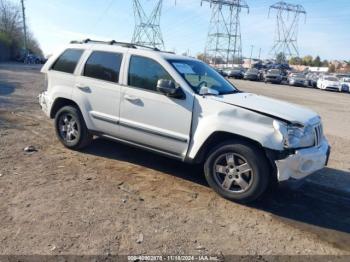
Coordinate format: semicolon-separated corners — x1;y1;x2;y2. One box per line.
58;113;79;143
213;153;254;193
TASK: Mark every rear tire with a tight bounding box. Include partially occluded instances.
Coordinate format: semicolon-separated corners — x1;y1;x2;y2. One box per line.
204;141;270;203
54;106;92;150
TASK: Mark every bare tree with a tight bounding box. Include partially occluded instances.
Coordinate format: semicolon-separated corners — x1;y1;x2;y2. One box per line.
27;31;43;56
0;0;22;42
0;0;42;58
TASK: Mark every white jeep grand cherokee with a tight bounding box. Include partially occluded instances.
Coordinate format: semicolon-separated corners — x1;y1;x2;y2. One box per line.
39;39;330;203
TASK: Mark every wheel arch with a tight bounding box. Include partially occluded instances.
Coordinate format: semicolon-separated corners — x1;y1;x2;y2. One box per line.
191;131;265;163
191;131;278;184
50;98;81;119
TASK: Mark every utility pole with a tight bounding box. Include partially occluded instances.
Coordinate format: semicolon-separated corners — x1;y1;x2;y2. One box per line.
258;48;261;60
20;0;28;56
132;0;165;50
268;1;306;61
201;0;249;68
249;44;254;68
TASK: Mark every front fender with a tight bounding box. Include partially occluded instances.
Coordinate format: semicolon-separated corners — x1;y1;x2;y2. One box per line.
187;97;284;160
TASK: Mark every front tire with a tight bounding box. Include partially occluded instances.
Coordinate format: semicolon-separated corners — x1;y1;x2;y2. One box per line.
204;141;270;203
54;106;92;150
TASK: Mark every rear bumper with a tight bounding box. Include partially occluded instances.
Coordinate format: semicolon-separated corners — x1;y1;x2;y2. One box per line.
265;78;281;83
38;91;51;117
275;139;330;182
245;75;259;80
230;74;243;79
290;80;307;86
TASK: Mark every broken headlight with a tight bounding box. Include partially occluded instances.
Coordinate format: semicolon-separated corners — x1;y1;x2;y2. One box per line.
273;120;314;149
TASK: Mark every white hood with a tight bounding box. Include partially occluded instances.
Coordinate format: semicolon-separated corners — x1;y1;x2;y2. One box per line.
211;93;318;124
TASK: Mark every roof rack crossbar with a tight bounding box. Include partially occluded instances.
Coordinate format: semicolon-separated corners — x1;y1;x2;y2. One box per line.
70;39;161;52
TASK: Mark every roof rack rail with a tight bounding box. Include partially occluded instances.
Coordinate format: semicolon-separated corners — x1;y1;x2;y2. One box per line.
70;39;161;52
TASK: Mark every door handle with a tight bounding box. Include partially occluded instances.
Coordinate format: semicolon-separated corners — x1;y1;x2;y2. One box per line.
124;94;140;102
76;84;91;93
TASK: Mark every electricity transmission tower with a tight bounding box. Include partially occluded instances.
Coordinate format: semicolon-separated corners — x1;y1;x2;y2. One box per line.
132;0;165;50
269;1;306;60
201;0;249;67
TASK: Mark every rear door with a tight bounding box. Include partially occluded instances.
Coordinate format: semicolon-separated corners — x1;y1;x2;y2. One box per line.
118;55;193;158
74;50;124;137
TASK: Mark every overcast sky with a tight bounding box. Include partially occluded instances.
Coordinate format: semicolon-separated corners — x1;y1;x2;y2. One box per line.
11;0;350;60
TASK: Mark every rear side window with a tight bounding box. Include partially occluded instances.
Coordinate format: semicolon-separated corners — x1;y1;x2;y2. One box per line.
84;51;123;83
128;56;172;91
51;49;83;74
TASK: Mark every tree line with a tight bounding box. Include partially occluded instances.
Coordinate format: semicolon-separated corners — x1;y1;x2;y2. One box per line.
275;52;350;73
288;55;329;67
0;0;42;60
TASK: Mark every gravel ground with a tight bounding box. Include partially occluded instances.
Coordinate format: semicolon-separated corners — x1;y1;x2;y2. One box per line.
0;63;350;257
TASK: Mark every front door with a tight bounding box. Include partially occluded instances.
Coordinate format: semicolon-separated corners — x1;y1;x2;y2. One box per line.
119;55;193;157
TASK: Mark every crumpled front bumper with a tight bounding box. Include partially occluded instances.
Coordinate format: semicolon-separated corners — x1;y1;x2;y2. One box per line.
275;139;331;181
38;91;50;117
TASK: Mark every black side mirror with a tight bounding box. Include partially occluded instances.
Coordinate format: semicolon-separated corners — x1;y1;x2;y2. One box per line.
156;79;185;99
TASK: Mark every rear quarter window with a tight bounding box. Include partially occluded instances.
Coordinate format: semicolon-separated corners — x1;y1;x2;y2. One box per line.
51;49;84;74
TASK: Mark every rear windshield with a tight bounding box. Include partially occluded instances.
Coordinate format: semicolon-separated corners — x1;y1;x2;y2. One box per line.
247;69;258;73
292;74;305;78
268;69;280;74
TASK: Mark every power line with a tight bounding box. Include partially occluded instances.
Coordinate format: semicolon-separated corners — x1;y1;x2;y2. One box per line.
94;0;115;28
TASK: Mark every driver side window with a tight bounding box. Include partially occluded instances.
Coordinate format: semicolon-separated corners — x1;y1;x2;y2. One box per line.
128;56;173;92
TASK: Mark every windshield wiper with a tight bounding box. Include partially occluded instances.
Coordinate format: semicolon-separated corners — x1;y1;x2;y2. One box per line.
220;90;241;95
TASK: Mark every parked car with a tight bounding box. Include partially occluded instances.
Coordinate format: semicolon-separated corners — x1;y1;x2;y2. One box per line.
215;68;228;77
39;39;330;203
226;69;244;79
340;77;350;93
335;74;350;80
264;69;283;84
244;68;262;81
23;54;45;64
317;75;342;92
288;73;308;87
306;73;319;88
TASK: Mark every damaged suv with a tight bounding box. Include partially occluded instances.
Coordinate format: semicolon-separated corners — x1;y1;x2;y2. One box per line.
39;39;330;203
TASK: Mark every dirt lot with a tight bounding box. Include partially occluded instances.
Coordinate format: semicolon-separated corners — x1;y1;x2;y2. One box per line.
1;63;350;257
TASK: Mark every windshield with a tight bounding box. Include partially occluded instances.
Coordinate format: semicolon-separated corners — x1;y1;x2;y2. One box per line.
325;77;338;81
292;74;305;78
168;59;238;95
268;69;280;74
247;69;258;74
